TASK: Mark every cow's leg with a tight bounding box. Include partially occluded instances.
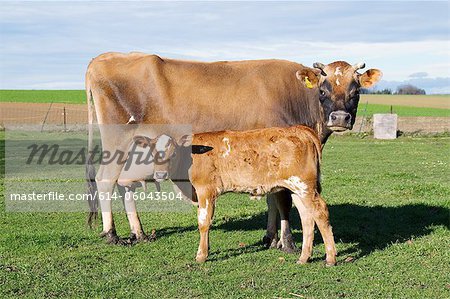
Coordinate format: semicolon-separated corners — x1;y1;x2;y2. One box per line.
275;190;296;252
195;190;216;263
96;138;131;244
96;163;122;244
292;193;315;264
263;194;279;248
117;185;147;243
310;193;337;266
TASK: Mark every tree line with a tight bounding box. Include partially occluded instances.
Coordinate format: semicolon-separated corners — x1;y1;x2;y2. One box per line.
361;84;426;95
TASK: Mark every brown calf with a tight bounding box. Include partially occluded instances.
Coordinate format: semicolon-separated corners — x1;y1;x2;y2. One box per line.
135;125;337;265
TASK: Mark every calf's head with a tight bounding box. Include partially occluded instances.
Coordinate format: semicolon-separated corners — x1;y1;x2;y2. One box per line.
303;61;382;132
133;134;192;182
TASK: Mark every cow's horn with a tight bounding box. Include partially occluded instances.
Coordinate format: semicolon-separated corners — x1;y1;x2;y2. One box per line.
313;62;327;76
353;62;366;71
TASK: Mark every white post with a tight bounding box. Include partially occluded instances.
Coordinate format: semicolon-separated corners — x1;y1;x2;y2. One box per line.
373;114;398;139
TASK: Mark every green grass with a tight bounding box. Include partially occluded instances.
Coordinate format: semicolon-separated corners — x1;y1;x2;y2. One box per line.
1;90;449;116
356;103;450;117
0;90;85;104
1;132;449;298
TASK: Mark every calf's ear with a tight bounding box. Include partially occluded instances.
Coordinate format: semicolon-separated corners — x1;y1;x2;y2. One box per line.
133;135;155;148
178;134;193;147
192;145;213;155
359;69;383;88
296;69;320;89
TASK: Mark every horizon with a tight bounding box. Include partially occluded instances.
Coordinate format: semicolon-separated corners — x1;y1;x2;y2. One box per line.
1;1;449;94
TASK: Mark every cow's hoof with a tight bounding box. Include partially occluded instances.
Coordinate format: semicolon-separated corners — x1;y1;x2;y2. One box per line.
100;229;120;245
125;229;156;245
263;235;278;249
276;235;297;253
126;233;144;245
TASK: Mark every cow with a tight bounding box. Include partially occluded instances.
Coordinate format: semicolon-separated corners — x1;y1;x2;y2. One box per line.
85;52;382;247
133;125;336;265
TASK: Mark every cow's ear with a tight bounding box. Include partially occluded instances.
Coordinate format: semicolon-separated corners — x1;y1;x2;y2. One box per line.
192;145;213;154
296;69;319;89
359;69;383;88
133;135;155;148
178;134;193;147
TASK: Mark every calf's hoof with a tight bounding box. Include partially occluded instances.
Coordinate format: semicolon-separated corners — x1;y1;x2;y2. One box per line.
276;235;297;253
297;254;310;265
100;229;120;245
195;254;208;263
325;258;337;267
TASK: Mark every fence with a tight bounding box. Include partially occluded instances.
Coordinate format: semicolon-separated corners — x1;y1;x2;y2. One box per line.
1;102;448;133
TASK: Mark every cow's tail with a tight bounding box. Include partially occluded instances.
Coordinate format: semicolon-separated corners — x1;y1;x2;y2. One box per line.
85;77;98;228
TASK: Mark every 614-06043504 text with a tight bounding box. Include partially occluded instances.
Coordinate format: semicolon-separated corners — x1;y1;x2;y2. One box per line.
8;191;185;202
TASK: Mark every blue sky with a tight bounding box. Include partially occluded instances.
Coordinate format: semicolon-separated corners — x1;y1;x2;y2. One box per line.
0;1;449;93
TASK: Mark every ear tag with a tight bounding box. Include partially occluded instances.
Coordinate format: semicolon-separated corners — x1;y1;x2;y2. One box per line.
304;76;313;89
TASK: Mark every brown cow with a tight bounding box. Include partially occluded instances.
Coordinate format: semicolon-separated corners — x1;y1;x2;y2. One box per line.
134;125;336;265
85;52;382;247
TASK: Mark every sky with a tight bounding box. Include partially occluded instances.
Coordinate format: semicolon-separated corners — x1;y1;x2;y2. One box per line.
0;1;449;93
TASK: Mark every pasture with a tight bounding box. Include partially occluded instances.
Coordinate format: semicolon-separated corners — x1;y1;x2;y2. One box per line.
1;132;449;298
1;90;449;117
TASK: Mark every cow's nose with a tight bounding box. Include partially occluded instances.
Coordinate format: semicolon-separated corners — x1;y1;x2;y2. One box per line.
327;111;352;130
154;171;168;182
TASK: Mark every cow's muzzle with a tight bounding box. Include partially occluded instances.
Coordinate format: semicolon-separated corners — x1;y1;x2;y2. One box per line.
154;171;169;182
327;111;352;131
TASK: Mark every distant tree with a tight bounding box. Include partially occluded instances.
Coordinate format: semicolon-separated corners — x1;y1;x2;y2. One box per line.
361;88;392;95
396;84;426;95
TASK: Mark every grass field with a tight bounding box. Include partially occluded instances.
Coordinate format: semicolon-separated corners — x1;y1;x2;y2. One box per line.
0;90;86;104
1;133;449;298
1;90;449;117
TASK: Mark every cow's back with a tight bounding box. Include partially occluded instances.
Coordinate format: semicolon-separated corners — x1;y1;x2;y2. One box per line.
86;52;319;132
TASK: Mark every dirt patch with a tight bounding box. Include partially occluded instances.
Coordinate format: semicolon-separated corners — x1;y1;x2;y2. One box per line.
361;95;450;109
0;102;88;125
350;116;449;134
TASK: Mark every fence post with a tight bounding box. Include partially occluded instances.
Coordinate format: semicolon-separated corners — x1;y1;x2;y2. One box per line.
63;106;67;132
41;102;53;132
358;100;368;134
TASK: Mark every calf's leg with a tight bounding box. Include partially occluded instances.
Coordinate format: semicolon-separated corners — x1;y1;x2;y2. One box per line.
292;190;336;266
117;185;147;242
196;192;216;263
292;193;315;264
311;193;337;266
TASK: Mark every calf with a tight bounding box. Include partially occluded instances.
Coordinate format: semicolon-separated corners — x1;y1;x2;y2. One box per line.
112;134;184;243
134;125;337;265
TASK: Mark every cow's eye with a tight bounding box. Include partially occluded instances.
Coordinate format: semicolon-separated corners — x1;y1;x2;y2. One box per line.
319;89;326;96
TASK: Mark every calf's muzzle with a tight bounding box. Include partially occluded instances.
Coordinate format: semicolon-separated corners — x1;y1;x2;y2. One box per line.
154;171;169;182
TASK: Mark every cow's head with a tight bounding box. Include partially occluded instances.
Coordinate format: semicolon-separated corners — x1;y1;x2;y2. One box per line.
300;61;382;132
133;134;192;182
